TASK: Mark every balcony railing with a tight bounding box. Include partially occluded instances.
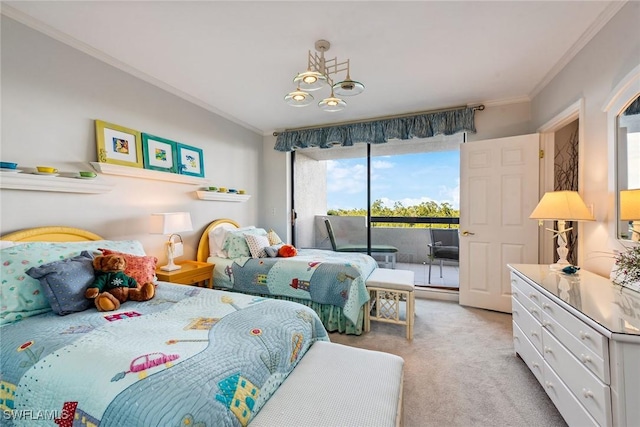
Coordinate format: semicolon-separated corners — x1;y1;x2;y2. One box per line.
370;216;459;227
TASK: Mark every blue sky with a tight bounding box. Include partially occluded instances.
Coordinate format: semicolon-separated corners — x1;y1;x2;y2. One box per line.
326;150;460;211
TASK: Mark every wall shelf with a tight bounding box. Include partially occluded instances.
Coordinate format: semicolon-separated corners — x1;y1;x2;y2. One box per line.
90;162;208;185
0;172;114;194
196;190;251;202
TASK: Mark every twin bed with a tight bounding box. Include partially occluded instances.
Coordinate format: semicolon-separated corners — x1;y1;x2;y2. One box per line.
195;219;378;335
0;224;403;426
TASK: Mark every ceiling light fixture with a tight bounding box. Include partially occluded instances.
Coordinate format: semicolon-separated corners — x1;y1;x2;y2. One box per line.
285;39;364;112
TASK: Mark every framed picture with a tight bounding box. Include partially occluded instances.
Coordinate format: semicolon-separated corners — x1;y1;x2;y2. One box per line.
95;120;143;168
141;133;178;173
176;143;205;177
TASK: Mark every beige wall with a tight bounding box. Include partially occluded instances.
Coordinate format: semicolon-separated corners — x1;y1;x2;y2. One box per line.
1;17;262;262
530;1;640;276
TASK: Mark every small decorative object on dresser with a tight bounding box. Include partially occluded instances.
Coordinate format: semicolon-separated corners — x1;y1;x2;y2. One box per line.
155;260;214;288
610;246;640;292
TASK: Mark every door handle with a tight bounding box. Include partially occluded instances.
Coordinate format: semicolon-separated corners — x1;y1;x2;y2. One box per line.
461;230;475;236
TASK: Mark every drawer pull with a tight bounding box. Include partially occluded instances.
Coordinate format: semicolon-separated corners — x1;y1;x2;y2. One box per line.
530;331;538;337
582;388;593;399
580;354;591;364
529;293;538;300
579;330;590;340
513;309;518;315
542;320;551;328
545;381;554;389
542;303;550;310
528;307;537;315
544;346;553;354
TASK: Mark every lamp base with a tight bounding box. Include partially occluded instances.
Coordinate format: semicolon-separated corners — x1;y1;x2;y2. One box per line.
549;260;570;271
160;263;182;271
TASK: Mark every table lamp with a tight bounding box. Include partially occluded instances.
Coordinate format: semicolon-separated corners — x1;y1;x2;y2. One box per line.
620;189;640;242
150;212;193;271
529;191;594;269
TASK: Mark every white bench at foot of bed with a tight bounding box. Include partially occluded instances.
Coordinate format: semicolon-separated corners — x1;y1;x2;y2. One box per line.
250;341;404;427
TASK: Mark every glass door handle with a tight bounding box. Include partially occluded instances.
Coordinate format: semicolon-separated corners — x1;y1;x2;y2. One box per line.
461;230;475;236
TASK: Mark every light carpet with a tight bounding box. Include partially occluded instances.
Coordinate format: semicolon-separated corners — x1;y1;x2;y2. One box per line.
329;298;567;427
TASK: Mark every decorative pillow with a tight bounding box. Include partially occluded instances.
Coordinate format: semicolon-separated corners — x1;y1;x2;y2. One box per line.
222;228;267;259
245;234;271;259
264;244;284;258
209;225;255;258
0;240;146;324
98;249;158;284
278;244;298;258
25;251;95;315
267;229;283;246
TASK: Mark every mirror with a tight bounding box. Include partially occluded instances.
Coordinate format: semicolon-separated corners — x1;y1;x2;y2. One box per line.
617;94;640;241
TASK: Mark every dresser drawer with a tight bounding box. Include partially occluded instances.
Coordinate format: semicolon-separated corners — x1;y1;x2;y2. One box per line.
513;321;544;385
512;297;543;354
539;291;608;366
542;329;612;427
543;310;609;384
543;361;599;427
511;273;543;311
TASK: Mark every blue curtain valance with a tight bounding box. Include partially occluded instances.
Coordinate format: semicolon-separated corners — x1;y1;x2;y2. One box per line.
274;107;477;152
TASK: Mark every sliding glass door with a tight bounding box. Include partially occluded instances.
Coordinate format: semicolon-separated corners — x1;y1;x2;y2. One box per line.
292;135;462;287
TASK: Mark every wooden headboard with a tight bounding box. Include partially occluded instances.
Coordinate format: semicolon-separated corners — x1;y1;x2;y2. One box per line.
196;219;240;262
0;226;103;242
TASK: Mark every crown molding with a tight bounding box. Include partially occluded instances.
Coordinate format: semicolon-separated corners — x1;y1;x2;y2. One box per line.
476;96;531;108
529;0;628;99
1;4;263;136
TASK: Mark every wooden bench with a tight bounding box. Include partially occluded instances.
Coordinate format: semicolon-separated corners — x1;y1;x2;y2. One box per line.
250;341;404;427
365;268;415;340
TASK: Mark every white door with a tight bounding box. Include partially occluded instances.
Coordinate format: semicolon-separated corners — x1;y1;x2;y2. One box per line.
459;134;540;312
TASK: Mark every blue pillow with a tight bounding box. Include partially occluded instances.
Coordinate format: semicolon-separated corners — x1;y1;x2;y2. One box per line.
26;251;95;315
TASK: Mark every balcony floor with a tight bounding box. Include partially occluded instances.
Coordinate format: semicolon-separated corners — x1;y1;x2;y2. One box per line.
395;262;459;290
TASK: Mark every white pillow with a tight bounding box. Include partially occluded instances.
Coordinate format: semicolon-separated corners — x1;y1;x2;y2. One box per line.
245;233;271;258
0;240;16;249
209;224;255;258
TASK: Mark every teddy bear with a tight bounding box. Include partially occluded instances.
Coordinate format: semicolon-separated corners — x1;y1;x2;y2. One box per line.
85;254;155;312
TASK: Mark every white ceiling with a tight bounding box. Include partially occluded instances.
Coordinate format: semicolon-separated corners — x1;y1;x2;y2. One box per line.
2;1;622;136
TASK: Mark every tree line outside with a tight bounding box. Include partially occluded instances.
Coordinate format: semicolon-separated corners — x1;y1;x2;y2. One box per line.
327;199;460;229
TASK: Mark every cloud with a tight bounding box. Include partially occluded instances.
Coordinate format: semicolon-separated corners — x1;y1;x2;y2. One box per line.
372;160;394;169
326;160;367;194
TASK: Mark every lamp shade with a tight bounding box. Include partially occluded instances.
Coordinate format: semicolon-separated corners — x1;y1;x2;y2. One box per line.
529;191;594;221
150;212;193;235
620;189;640;220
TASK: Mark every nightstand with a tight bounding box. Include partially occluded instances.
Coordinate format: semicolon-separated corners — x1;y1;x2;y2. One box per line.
155;260;214;288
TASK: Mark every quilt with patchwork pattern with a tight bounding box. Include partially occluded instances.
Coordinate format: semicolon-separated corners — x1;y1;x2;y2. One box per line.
1;282;329;426
209;249;378;325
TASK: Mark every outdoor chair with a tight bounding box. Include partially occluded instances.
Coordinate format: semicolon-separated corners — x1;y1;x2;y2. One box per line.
428;228;459;283
324;218;399;268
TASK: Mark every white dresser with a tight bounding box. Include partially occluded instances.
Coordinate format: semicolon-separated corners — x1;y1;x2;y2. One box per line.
508;264;640;427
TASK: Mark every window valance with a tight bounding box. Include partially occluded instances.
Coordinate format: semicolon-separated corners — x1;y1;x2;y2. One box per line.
274;106;478;152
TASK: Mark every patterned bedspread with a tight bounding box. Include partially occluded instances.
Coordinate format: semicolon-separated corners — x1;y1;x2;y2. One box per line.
208;249;378;325
0;282;329;426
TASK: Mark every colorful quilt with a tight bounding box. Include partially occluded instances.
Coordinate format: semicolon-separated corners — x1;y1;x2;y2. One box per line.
209;249;378;325
1;282;329;426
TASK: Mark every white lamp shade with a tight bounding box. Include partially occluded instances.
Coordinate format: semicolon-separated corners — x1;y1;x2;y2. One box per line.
529;191;594;221
150;212;193;235
620;189;640;220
